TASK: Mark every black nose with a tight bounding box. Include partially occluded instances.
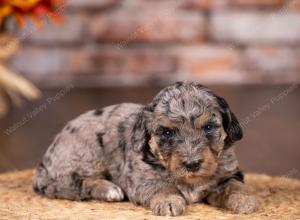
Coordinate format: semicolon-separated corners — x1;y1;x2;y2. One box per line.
182;160;202;172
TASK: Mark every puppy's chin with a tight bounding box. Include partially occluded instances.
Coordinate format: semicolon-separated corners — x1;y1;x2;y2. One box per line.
180;173;214;185
172;165;218;185
182;176;207;185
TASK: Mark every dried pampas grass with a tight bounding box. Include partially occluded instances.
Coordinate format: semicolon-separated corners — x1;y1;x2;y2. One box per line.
0;34;40;117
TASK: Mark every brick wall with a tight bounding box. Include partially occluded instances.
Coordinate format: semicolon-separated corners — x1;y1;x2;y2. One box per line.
8;0;300;87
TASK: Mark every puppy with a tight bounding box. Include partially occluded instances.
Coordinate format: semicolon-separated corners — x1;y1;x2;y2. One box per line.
33;82;258;216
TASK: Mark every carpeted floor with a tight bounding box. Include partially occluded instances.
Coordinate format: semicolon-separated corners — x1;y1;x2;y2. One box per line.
0;170;299;220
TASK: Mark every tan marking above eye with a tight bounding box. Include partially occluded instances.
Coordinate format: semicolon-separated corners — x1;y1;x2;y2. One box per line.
194;111;210;129
157;116;177;128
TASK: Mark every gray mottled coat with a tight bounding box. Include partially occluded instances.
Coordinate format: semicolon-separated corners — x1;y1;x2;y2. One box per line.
33;82;258;216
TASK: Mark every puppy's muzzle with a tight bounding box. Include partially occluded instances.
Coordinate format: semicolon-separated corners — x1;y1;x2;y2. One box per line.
182;159;203;172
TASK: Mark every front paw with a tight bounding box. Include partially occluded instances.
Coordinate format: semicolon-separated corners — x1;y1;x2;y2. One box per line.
226;193;258;214
150;194;186;216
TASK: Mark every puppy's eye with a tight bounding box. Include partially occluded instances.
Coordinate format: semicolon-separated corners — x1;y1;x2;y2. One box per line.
162;128;175;139
203;124;215;134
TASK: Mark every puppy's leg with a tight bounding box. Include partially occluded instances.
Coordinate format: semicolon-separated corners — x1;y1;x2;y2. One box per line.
33;163;83;200
81;177;124;202
149;186;186;216
206;178;258;214
37;176;124;202
128;181;186;216
33;164;123;201
33;170;85;200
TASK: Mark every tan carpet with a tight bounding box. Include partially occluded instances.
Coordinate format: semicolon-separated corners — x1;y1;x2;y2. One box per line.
0;170;299;220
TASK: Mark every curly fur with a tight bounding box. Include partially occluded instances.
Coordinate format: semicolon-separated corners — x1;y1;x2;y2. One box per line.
33;82;258;216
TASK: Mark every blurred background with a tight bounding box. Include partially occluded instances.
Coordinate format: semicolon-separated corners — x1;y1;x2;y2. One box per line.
0;0;299;179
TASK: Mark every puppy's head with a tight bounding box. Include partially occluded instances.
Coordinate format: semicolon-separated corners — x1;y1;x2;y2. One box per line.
142;82;243;184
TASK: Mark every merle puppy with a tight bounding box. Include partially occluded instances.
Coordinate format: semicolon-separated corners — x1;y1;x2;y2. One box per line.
33;82;258;216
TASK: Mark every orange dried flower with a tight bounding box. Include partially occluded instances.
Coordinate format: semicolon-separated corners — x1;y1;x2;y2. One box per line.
0;0;65;28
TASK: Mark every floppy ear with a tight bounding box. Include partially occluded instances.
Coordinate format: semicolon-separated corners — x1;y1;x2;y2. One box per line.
215;96;243;148
131;105;153;152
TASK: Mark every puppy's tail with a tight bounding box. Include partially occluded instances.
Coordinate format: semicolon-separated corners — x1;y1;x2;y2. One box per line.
32;162;50;196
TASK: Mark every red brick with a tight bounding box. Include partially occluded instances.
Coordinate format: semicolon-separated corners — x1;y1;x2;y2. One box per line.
67;0;120;10
242;71;300;84
210;11;300;44
89;10;205;43
9;47;89;84
180;0;213;10
173;46;239;72
121;0;179;8
8;46;177;79
228;0;284;8
10;47;68;76
181;0;284;10
9;45;300;86
22;14;86;44
243;47;298;73
171;46;247;83
87;48;177;75
126;51;177;75
241;46;300;84
288;0;300;10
